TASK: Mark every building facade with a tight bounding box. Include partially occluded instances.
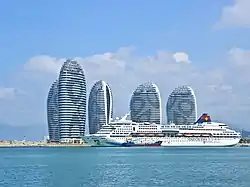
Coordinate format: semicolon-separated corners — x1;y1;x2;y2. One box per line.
58;60;87;143
166;85;197;125
88;80;113;134
47;80;59;142
130;82;162;124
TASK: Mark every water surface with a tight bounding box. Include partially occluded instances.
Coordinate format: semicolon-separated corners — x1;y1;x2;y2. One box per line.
0;147;249;187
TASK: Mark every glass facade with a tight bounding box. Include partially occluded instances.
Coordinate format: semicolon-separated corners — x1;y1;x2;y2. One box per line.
58;60;87;142
88;80;113;134
130;82;162;124
166;86;197;125
47;80;59;142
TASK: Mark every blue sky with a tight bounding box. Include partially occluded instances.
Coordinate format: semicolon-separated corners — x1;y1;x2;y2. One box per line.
0;0;242;67
1;0;250;139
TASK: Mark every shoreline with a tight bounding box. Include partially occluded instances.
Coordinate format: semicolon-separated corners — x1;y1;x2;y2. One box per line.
0;142;91;148
236;143;250;147
0;142;249;148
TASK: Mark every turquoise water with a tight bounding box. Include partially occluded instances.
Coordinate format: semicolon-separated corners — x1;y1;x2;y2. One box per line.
0;147;250;187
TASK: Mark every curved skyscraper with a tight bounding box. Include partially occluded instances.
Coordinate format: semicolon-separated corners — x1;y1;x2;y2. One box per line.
47;80;59;142
130;82;162;124
166;86;197;125
58;60;87;143
88;80;113;134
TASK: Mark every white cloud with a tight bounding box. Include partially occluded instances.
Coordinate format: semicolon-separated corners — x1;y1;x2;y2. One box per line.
24;55;65;74
173;52;190;63
228;48;250;66
24;47;191;77
0;88;18;99
10;46;250;130
216;0;250;28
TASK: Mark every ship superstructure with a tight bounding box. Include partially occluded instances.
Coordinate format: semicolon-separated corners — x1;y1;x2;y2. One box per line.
83;114;241;147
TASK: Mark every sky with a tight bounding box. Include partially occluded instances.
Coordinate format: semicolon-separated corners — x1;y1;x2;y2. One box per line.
1;0;250;139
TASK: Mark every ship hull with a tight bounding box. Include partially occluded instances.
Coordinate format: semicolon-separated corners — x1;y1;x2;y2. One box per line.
83;136;125;147
83;136;240;147
160;138;240;147
121;141;162;147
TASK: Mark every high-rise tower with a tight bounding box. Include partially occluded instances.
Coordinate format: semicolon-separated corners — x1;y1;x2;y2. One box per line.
47;80;59;142
130;82;162;124
166;85;197;125
88;80;113;134
58;60;87;143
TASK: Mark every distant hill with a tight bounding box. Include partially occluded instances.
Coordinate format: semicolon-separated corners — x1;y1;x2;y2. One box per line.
241;130;250;138
0;124;47;141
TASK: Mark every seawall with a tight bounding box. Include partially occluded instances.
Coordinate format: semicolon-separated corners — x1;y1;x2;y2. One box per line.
0;141;91;148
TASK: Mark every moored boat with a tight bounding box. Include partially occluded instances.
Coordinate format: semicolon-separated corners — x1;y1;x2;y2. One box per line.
121;141;163;147
83;113;241;147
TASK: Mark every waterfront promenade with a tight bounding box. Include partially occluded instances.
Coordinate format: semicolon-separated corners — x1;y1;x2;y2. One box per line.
0;140;250;148
0;141;90;148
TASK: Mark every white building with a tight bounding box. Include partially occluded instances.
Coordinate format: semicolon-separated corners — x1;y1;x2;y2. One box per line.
58;60;87;143
166;85;197;125
88;80;113;134
47;80;59;142
130;82;162;124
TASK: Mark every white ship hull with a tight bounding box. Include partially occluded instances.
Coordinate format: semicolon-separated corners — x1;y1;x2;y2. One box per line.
160;137;240;147
83;135;240;147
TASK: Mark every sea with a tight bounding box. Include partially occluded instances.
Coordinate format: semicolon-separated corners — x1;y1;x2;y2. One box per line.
0;147;250;187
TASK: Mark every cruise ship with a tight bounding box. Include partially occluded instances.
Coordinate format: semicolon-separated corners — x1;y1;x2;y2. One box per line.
83;113;241;147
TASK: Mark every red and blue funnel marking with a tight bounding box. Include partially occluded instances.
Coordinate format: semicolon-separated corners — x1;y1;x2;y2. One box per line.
194;113;211;124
